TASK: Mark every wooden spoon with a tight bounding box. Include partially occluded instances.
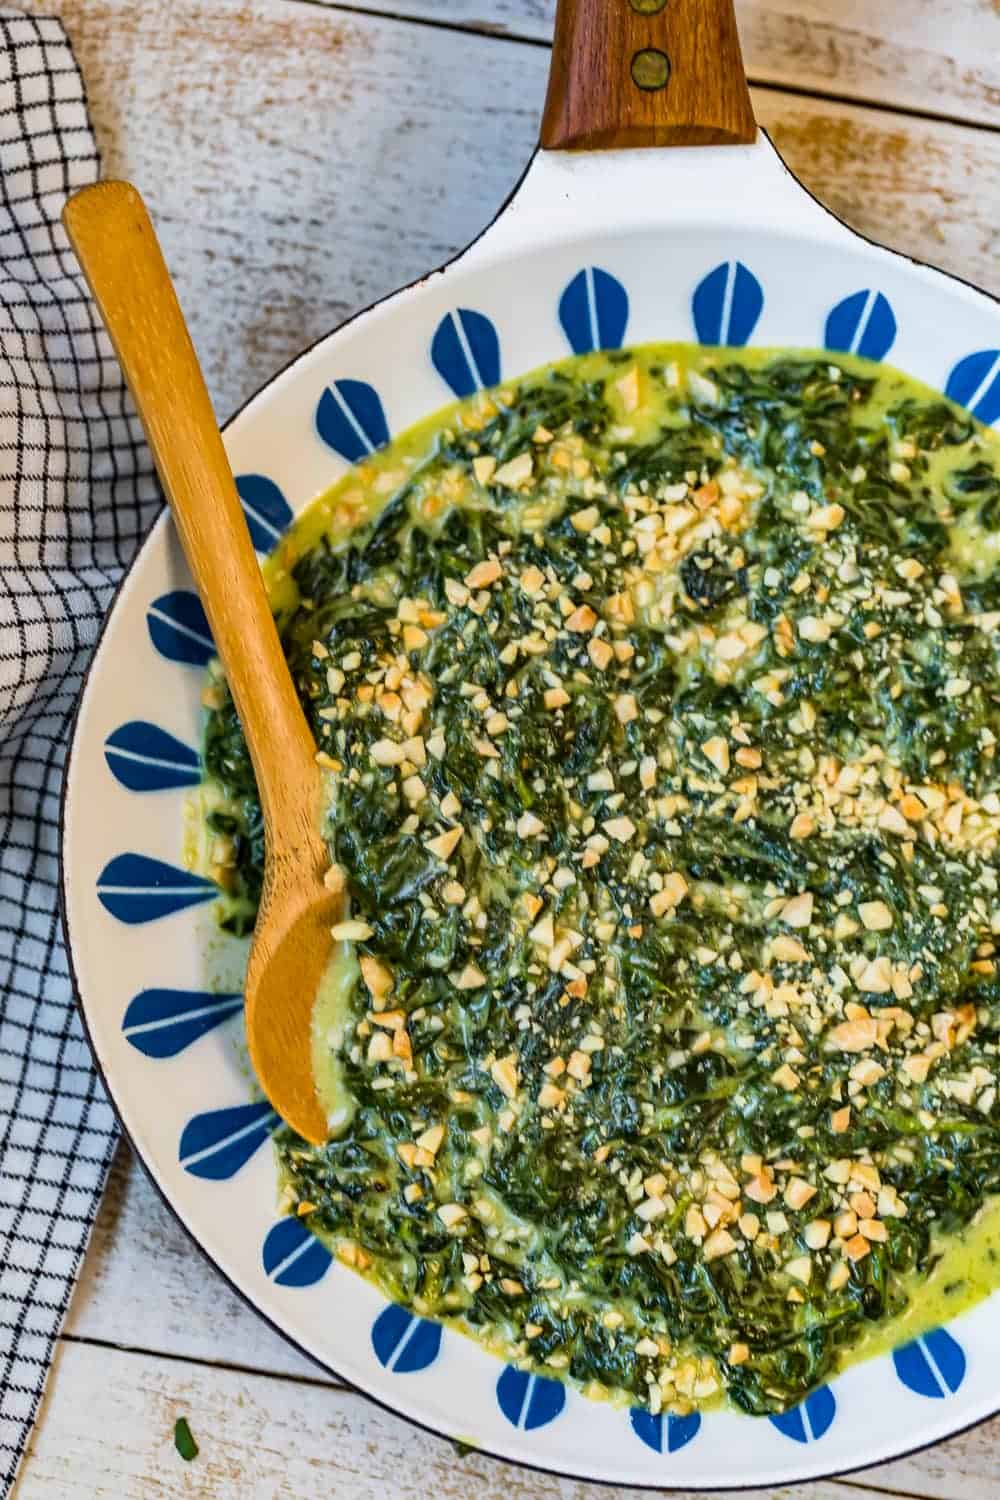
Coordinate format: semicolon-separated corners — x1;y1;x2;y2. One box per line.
64;181;337;1145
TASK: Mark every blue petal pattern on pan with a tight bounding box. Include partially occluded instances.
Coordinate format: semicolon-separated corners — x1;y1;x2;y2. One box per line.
179;1101;279;1180
692;261;763;347
316;379;390;462
945;350;1000;425
824;290;897;360
431;309;501;398
559;268;629;355
496;1366;566;1430
630;1408;701;1454
97;854;216;924
893;1328;966;1399
122;987;243;1058
371;1304;443;1373
768;1386;836;1444
146;590;214;667
104;721;201;792
262;1217;333;1288
234;474;294;552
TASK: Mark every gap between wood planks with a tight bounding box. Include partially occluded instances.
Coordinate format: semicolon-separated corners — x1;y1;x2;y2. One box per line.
38;1334;969;1500
277;0;1000;136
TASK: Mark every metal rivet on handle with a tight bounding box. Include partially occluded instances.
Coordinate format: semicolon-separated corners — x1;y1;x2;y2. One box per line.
631;47;670;90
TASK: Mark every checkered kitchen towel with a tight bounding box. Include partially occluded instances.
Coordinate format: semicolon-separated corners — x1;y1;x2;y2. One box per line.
0;13;158;1491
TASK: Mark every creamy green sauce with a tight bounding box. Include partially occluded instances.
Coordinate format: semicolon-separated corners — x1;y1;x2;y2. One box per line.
202;344;1000;1417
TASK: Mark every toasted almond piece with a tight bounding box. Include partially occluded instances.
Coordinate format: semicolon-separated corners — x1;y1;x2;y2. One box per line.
493;452;533;488
368;1031;393;1063
614;693;639;724
437;1203;467;1229
360;955;393;1003
878;803;911;837
516;811;546;838
744;1172;778;1205
701;736;731;775
370;738;406;766
784;1177;817;1211
567;1049;591;1081
566;604;598;633
544;686;570;710
650;872;688;916
703;1228;738;1262
859;900;893;931
401;774;426;806
453;964;486;990
371;1009;405;1032
809;503;845;532
490;1055;519;1098
570;506;600;533
782;892;814;929
331;919;374;941
464;557;502;589
804;1219;831;1250
588;637;614;670
416;1123;445;1156
857;956;893;994
785;1255;812;1285
834;1209;858;1238
425;826;462;861
827;1018;879;1053
771;935;809;963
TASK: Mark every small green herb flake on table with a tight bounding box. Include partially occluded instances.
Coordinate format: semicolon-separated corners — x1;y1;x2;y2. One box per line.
174;1417;199;1462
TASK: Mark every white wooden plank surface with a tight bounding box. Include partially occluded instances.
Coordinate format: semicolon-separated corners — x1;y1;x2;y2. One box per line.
64;1147;329;1385
41;1144;1000;1500
17;1339;859;1500
13;0;1000;1494
299;0;1000;128
50;0;1000;424
16;1333;1000;1500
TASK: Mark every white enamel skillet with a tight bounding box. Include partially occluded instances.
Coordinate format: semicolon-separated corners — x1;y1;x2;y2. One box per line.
61;0;1000;1487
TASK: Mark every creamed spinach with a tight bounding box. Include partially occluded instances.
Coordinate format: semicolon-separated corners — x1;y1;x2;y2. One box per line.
200;347;1000;1417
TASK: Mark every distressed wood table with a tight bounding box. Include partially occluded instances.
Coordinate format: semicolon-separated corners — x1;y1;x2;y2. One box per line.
14;0;1000;1493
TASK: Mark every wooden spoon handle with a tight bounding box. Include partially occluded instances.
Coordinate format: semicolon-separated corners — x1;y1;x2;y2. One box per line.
63;181;321;845
540;0;756;152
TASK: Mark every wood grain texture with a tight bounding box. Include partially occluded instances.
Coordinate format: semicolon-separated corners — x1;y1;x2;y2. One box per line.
540;0;756;150
65;1145;330;1383
15;0;1000;1494
288;0;1000;129
14;1332;1000;1500
65;181;334;1145
45;1145;1000;1500
46;0;1000;426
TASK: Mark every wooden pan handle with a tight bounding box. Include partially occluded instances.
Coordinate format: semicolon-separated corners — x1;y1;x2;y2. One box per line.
540;0;756;152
